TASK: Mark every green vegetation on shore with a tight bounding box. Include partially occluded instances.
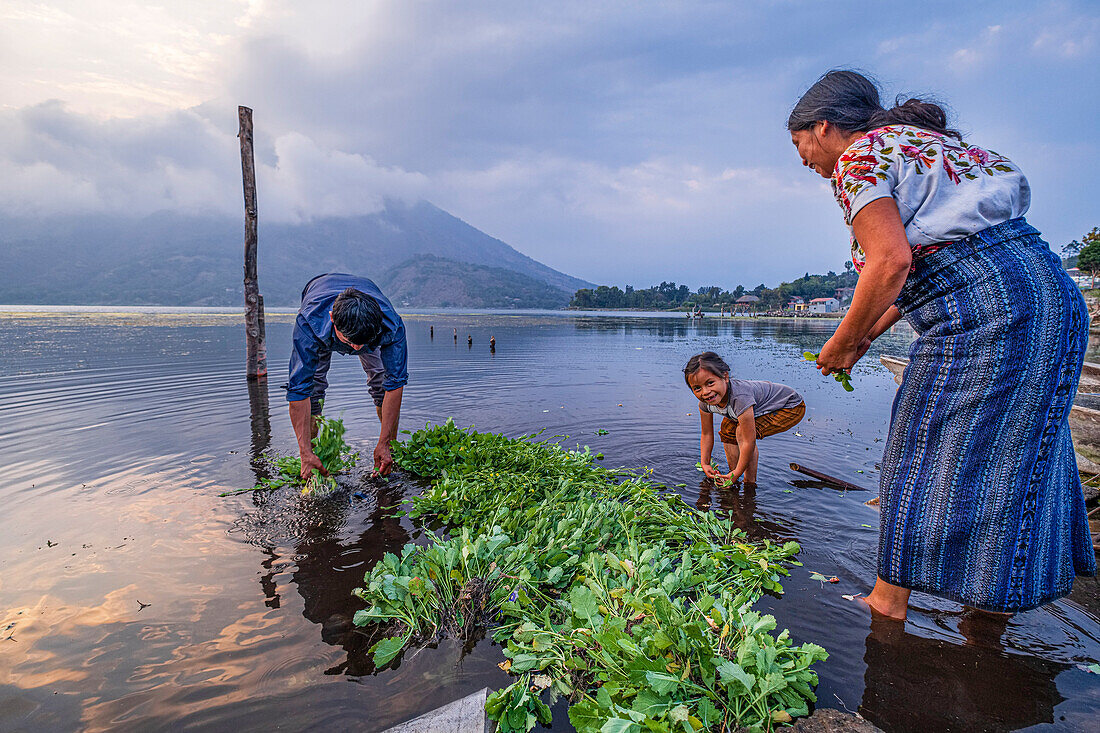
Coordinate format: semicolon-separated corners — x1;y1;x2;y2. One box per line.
571;266;857;311
353;421;826;732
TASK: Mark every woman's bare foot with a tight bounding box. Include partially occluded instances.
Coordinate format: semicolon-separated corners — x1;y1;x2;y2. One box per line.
859;577;911;620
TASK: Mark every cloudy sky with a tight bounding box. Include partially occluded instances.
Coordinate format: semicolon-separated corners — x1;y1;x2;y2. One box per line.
2;1;1097;288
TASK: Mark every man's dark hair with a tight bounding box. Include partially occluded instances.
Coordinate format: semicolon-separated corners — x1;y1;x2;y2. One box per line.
331;288;384;347
683;351;730;386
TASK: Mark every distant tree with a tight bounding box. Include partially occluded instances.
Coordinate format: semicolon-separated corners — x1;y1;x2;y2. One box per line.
1077;231;1100;289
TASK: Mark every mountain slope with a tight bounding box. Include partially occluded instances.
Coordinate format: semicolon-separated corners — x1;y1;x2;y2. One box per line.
0;200;591;307
378;255;571;309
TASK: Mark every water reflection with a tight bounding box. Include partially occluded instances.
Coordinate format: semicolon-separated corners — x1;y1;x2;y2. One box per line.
693;480;789;542
247;376;272;462
860;613;1066;732
237;478;415;668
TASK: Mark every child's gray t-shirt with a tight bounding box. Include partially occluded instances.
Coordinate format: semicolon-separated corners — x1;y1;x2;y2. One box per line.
700;379;803;421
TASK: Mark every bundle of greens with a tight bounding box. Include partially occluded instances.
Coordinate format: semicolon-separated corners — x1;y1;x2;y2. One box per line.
353;419;826;732
802;351;854;391
221;416;357;497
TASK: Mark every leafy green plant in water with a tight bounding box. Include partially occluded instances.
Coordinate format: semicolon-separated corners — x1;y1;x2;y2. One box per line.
355;420;827;731
220;417;357;497
802;351;854;392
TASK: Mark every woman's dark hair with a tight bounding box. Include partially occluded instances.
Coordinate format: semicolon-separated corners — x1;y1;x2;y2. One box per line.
331;287;384;347
683;352;730;386
787;69;960;139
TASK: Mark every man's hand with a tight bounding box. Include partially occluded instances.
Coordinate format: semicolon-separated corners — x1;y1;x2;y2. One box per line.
373;441;394;476
300;451;326;480
701;462;721;480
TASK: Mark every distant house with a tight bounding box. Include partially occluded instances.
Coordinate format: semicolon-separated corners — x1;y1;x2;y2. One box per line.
787;296;808;311
1066;267;1093;288
734;294;760;313
809;297;840;313
834;286;857;302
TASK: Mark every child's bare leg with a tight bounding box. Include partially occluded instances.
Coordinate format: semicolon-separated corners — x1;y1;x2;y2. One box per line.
722;441;739;474
744;444;758;484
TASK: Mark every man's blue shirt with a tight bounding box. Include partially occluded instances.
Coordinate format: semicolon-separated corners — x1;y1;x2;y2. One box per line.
286;273;408;402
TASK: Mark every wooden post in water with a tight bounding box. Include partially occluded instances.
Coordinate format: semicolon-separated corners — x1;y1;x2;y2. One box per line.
238;106;267;379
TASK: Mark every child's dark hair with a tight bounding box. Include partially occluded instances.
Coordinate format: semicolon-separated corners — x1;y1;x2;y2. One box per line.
683;352;730;386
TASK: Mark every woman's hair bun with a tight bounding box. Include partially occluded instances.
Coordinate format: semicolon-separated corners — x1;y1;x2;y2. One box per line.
789;70;960;139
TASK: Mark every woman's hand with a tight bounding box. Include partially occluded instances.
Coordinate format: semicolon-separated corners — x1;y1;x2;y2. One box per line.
817;334;864;376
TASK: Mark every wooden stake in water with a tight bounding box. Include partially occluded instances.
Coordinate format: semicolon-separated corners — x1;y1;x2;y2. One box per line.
238;106;267;379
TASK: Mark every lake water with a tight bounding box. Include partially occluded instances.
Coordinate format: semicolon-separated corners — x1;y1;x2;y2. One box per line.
1;309;1097;732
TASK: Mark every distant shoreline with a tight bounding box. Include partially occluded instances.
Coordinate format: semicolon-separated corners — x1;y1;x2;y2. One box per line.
0;304;846;321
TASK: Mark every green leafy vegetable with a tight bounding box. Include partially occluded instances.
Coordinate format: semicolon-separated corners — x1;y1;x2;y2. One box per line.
223;417;357;498
802;351;855;391
352;420;827;731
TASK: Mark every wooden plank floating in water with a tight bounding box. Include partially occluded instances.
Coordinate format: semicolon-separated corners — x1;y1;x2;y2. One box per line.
789;462;867;492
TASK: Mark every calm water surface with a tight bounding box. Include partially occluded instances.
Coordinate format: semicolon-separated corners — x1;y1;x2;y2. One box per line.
1;309;1097;732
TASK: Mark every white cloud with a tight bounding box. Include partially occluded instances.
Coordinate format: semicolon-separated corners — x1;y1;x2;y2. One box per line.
0;102;424;221
0;1;1097;288
259;132;427;222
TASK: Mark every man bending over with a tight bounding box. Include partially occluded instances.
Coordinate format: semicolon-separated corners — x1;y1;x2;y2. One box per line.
286;273;408;477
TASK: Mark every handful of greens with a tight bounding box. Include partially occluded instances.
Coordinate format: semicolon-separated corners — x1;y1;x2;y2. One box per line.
222;416;357;497
803;351;854;392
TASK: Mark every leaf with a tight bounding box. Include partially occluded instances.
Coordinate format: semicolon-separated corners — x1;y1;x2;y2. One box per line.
600;719;639;733
568;699;604;731
644;671;680;695
570;586;600;622
510;653;541;672
716;659;755;694
369;636;406;668
532;674;552;690
771;710;793;723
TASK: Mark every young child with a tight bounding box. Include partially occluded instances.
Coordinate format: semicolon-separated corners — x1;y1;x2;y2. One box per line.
684;352;805;485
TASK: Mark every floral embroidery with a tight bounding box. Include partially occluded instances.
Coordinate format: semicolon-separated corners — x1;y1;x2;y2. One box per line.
831;125;1019;272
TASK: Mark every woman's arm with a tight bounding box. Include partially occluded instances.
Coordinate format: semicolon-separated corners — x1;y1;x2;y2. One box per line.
699;410;719;478
868;305;903;341
817;198;911;375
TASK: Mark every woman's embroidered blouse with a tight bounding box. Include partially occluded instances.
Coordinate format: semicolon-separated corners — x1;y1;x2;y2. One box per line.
831;124;1030;271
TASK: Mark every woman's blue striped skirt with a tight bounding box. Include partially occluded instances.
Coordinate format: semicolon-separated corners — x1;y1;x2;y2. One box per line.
881;217;1096;612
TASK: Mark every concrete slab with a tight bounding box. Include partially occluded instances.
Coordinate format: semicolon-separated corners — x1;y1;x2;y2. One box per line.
384;687;494;733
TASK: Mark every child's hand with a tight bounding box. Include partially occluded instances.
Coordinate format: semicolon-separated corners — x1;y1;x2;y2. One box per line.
715;471;739;487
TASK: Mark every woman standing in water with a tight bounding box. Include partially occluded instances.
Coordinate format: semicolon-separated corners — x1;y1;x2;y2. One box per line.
789;70;1094;619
